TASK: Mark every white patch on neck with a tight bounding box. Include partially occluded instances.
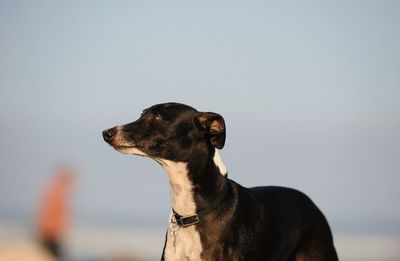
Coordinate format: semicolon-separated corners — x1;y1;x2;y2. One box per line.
213;149;227;176
158;159;196;216
157;160;203;261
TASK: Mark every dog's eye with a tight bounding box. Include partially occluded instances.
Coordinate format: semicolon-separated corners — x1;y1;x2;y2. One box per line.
150;113;161;121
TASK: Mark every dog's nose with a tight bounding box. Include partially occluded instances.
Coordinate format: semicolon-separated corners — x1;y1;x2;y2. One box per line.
102;128;116;143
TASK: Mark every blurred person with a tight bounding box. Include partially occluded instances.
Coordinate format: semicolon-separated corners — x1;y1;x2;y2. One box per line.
36;165;76;260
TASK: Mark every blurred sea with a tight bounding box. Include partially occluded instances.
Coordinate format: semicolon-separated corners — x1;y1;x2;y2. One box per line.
1;219;399;261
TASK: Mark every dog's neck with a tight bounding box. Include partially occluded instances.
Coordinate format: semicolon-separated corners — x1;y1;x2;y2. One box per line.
158;149;227;216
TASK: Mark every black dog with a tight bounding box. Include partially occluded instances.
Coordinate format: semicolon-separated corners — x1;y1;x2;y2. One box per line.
103;103;338;261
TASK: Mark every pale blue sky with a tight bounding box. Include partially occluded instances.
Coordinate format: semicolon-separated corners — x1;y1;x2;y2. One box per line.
1;1;399;234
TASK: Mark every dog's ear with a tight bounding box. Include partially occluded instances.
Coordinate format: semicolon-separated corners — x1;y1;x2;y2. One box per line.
194;112;226;149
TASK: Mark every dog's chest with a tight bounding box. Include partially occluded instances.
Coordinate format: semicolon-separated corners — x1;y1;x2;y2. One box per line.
164;222;203;260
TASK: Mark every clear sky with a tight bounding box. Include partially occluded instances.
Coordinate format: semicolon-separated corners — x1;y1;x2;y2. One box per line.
1;1;399;234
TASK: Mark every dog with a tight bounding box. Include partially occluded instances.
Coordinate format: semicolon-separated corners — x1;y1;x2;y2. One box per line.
102;102;338;261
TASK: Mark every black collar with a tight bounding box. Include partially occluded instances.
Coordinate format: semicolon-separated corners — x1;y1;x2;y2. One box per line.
172;183;230;227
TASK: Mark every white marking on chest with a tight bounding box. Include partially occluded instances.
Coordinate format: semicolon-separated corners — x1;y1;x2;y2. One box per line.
213;149;227;176
160;160;197;215
158;160;203;260
165;211;203;261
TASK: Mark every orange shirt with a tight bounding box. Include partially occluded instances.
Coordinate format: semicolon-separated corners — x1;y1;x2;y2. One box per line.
38;179;71;240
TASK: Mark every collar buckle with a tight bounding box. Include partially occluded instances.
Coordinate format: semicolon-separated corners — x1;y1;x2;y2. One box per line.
175;214;200;227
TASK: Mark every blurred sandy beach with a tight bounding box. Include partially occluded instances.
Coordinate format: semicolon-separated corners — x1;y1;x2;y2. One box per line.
1;219;399;261
0;220;162;261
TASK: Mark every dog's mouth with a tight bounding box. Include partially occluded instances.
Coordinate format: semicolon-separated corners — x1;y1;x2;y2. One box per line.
113;144;133;150
112;144;148;157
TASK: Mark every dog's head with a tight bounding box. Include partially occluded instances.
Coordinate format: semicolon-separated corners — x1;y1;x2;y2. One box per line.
102;103;226;162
